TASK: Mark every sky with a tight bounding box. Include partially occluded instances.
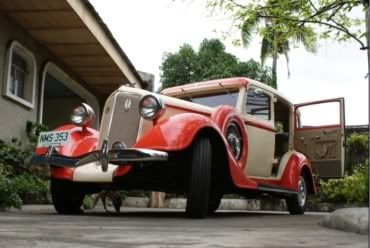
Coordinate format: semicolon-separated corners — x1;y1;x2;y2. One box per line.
90;0;368;125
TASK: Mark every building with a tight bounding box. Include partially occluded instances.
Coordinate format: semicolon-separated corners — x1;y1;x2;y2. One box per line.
0;0;153;141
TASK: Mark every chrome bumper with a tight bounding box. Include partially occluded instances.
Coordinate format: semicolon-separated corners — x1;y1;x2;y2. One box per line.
28;148;168;172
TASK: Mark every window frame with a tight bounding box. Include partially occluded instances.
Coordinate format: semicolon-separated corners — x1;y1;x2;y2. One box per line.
4;41;37;109
244;86;272;122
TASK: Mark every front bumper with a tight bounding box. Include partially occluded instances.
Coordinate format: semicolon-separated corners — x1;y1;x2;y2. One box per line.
28;148;168;171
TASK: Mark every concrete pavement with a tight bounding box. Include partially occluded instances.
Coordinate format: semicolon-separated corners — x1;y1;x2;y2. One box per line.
15;197;369;236
1;206;368;248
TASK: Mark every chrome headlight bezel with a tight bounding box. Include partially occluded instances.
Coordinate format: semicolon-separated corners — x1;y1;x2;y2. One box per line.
70;103;96;127
139;95;165;120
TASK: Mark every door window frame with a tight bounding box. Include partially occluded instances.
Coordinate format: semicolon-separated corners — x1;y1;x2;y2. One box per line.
294;98;344;131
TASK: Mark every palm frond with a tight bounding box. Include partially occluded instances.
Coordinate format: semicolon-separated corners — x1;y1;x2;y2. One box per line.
241;15;260;48
294;27;317;53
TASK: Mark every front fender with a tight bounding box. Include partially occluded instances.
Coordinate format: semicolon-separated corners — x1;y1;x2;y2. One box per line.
35;124;99;181
135;113;219;150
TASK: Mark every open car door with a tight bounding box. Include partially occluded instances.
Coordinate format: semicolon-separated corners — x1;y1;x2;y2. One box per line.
294;98;345;178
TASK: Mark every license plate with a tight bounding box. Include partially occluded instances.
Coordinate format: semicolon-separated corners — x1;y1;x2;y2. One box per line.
37;131;70;148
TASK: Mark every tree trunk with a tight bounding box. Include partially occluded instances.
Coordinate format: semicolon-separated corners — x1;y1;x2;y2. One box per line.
272;54;278;89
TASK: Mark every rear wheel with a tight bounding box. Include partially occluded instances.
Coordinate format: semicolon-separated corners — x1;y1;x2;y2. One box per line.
51;179;84;214
185;136;212;218
286;174;307;215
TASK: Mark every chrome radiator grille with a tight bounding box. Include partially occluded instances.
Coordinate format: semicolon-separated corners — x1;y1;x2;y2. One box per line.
98;91;142;149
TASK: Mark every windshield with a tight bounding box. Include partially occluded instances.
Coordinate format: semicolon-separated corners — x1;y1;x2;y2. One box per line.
179;91;239;108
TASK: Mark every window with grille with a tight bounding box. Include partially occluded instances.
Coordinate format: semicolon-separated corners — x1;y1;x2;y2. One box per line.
4;41;36;108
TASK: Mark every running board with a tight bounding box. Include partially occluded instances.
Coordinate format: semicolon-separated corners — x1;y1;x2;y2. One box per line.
257;183;297;195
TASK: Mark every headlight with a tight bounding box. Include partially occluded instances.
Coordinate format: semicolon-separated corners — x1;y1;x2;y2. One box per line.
70;103;96;127
226;122;242;160
139;95;165;120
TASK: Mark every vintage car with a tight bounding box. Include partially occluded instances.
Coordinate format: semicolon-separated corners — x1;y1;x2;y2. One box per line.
30;77;345;218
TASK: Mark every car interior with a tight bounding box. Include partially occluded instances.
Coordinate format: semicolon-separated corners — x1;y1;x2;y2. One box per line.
272;97;291;176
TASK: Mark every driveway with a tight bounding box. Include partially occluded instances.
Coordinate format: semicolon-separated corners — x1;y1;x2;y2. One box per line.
0;207;367;248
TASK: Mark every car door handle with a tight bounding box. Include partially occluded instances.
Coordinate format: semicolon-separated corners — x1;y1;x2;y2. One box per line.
300;137;307;145
312;136;320;139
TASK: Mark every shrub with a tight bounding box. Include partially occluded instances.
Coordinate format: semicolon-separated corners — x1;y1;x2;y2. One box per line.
346;133;368;174
0;139;31;174
82;195;94;210
12;174;50;204
26;121;48;145
0;122;50;209
0;164;22;209
320;160;368;204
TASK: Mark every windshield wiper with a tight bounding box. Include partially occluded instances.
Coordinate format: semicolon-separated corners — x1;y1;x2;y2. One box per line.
219;82;236;98
181;88;193;101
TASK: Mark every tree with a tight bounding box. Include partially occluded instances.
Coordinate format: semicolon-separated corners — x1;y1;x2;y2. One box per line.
207;0;367;49
240;1;318;87
160;38;274;89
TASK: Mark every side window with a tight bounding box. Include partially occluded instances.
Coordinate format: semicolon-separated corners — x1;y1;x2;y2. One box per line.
245;88;271;120
295;101;340;129
4;41;36;108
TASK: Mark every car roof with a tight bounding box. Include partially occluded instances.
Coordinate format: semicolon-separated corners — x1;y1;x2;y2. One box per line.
161;77;291;104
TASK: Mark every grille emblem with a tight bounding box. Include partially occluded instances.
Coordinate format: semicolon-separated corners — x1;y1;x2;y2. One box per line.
124;98;132;112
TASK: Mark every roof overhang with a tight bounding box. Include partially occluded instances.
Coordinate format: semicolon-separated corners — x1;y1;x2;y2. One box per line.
0;0;145;97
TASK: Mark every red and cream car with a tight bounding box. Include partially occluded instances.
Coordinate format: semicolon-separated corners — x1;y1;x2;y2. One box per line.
31;77;345;218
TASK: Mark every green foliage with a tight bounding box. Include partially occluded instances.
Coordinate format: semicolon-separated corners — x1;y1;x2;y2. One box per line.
318;133;368;204
12;174;49;204
160;38;274;89
207;0;366;49
0;165;22;209
82;195;94;210
206;0;322;87
346;132;368;173
0;139;31;171
0;122;50;209
320;160;369;204
26;121;48;144
122;190;148;197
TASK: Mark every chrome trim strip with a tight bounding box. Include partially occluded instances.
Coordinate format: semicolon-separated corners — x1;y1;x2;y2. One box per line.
28;148;168;168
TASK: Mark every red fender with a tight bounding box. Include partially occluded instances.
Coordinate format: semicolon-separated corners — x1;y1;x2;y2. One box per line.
210;106;257;189
135;110;258;189
117;114;216;178
255;152;317;193
35;124;99;181
134;113;219;150
211;105;248;170
280;152;316;193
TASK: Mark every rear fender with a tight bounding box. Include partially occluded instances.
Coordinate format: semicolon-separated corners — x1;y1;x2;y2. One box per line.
278;152;317;193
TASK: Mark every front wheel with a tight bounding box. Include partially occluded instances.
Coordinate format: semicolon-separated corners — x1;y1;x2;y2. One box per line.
185;136;212;218
208;192;222;214
286;174;308;215
51;179;84;214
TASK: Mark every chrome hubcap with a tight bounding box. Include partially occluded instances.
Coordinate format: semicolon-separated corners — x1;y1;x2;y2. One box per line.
297;177;306;207
226;123;242;160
